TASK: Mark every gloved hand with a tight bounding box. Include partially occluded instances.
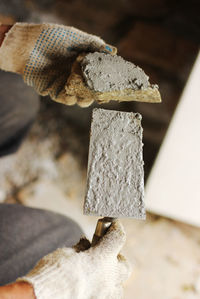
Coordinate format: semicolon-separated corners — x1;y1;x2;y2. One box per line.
0;23;116;107
17;220;131;299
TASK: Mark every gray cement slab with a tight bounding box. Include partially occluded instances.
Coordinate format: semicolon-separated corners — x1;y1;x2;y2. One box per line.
84;108;145;218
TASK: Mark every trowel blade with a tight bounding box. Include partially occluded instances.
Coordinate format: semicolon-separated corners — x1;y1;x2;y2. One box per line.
84;108;145;219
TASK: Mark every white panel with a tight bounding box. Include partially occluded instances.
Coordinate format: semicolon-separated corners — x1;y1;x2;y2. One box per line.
145;52;200;226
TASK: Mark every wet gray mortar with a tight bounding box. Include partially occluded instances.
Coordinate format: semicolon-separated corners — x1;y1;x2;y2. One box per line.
84;108;145;219
81;52;150;92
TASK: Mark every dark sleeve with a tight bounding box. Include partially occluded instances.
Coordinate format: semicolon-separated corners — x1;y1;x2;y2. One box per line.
0;71;39;157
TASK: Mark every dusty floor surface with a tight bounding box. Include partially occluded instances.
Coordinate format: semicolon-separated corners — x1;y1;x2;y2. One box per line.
0;102;199;299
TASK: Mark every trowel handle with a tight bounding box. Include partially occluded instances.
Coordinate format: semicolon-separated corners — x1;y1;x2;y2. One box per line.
92;217;115;246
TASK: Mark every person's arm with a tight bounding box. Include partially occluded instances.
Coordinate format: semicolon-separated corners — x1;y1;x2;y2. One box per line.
0;282;35;299
0;25;12;47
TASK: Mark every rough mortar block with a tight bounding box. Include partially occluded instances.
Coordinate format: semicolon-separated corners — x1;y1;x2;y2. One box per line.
84;108;145;219
81;52;152;92
65;53;161;107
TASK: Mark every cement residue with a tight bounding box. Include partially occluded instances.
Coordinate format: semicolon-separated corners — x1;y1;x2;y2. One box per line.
84;108;145;219
81;52;150;92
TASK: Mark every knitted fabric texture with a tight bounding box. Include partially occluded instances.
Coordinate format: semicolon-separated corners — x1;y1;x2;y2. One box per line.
17;220;131;299
0;23;116;106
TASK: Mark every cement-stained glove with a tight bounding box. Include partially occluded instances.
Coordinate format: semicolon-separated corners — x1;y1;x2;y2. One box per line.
17;220;131;299
0;23;116;107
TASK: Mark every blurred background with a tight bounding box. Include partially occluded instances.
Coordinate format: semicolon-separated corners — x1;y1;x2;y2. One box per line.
0;0;199;298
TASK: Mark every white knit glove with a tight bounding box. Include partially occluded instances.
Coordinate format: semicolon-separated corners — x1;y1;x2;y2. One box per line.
0;23;116;106
17;220;131;299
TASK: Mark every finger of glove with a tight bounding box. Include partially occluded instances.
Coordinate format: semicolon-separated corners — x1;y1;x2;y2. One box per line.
54;90;77;106
109;286;124;299
55;90;94;107
93;220;126;257
117;253;132;283
77;97;94;107
44;71;69;102
74;237;91;252
99;43;117;55
83;33;117;55
67;27;117;55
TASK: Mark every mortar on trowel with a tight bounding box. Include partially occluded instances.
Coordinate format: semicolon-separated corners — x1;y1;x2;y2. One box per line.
84;108;145;245
66;52;161;107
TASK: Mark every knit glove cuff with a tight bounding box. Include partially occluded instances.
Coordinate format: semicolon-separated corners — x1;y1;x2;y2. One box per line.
0;23;42;73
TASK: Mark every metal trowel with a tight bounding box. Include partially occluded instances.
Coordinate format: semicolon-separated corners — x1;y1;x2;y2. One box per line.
83;108;145;245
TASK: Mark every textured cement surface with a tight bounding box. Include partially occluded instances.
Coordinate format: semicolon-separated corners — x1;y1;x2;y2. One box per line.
84;108;145;218
81;52;151;92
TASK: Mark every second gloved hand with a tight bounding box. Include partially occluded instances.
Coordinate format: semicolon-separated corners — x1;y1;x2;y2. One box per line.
17;220;131;299
0;23;116;107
